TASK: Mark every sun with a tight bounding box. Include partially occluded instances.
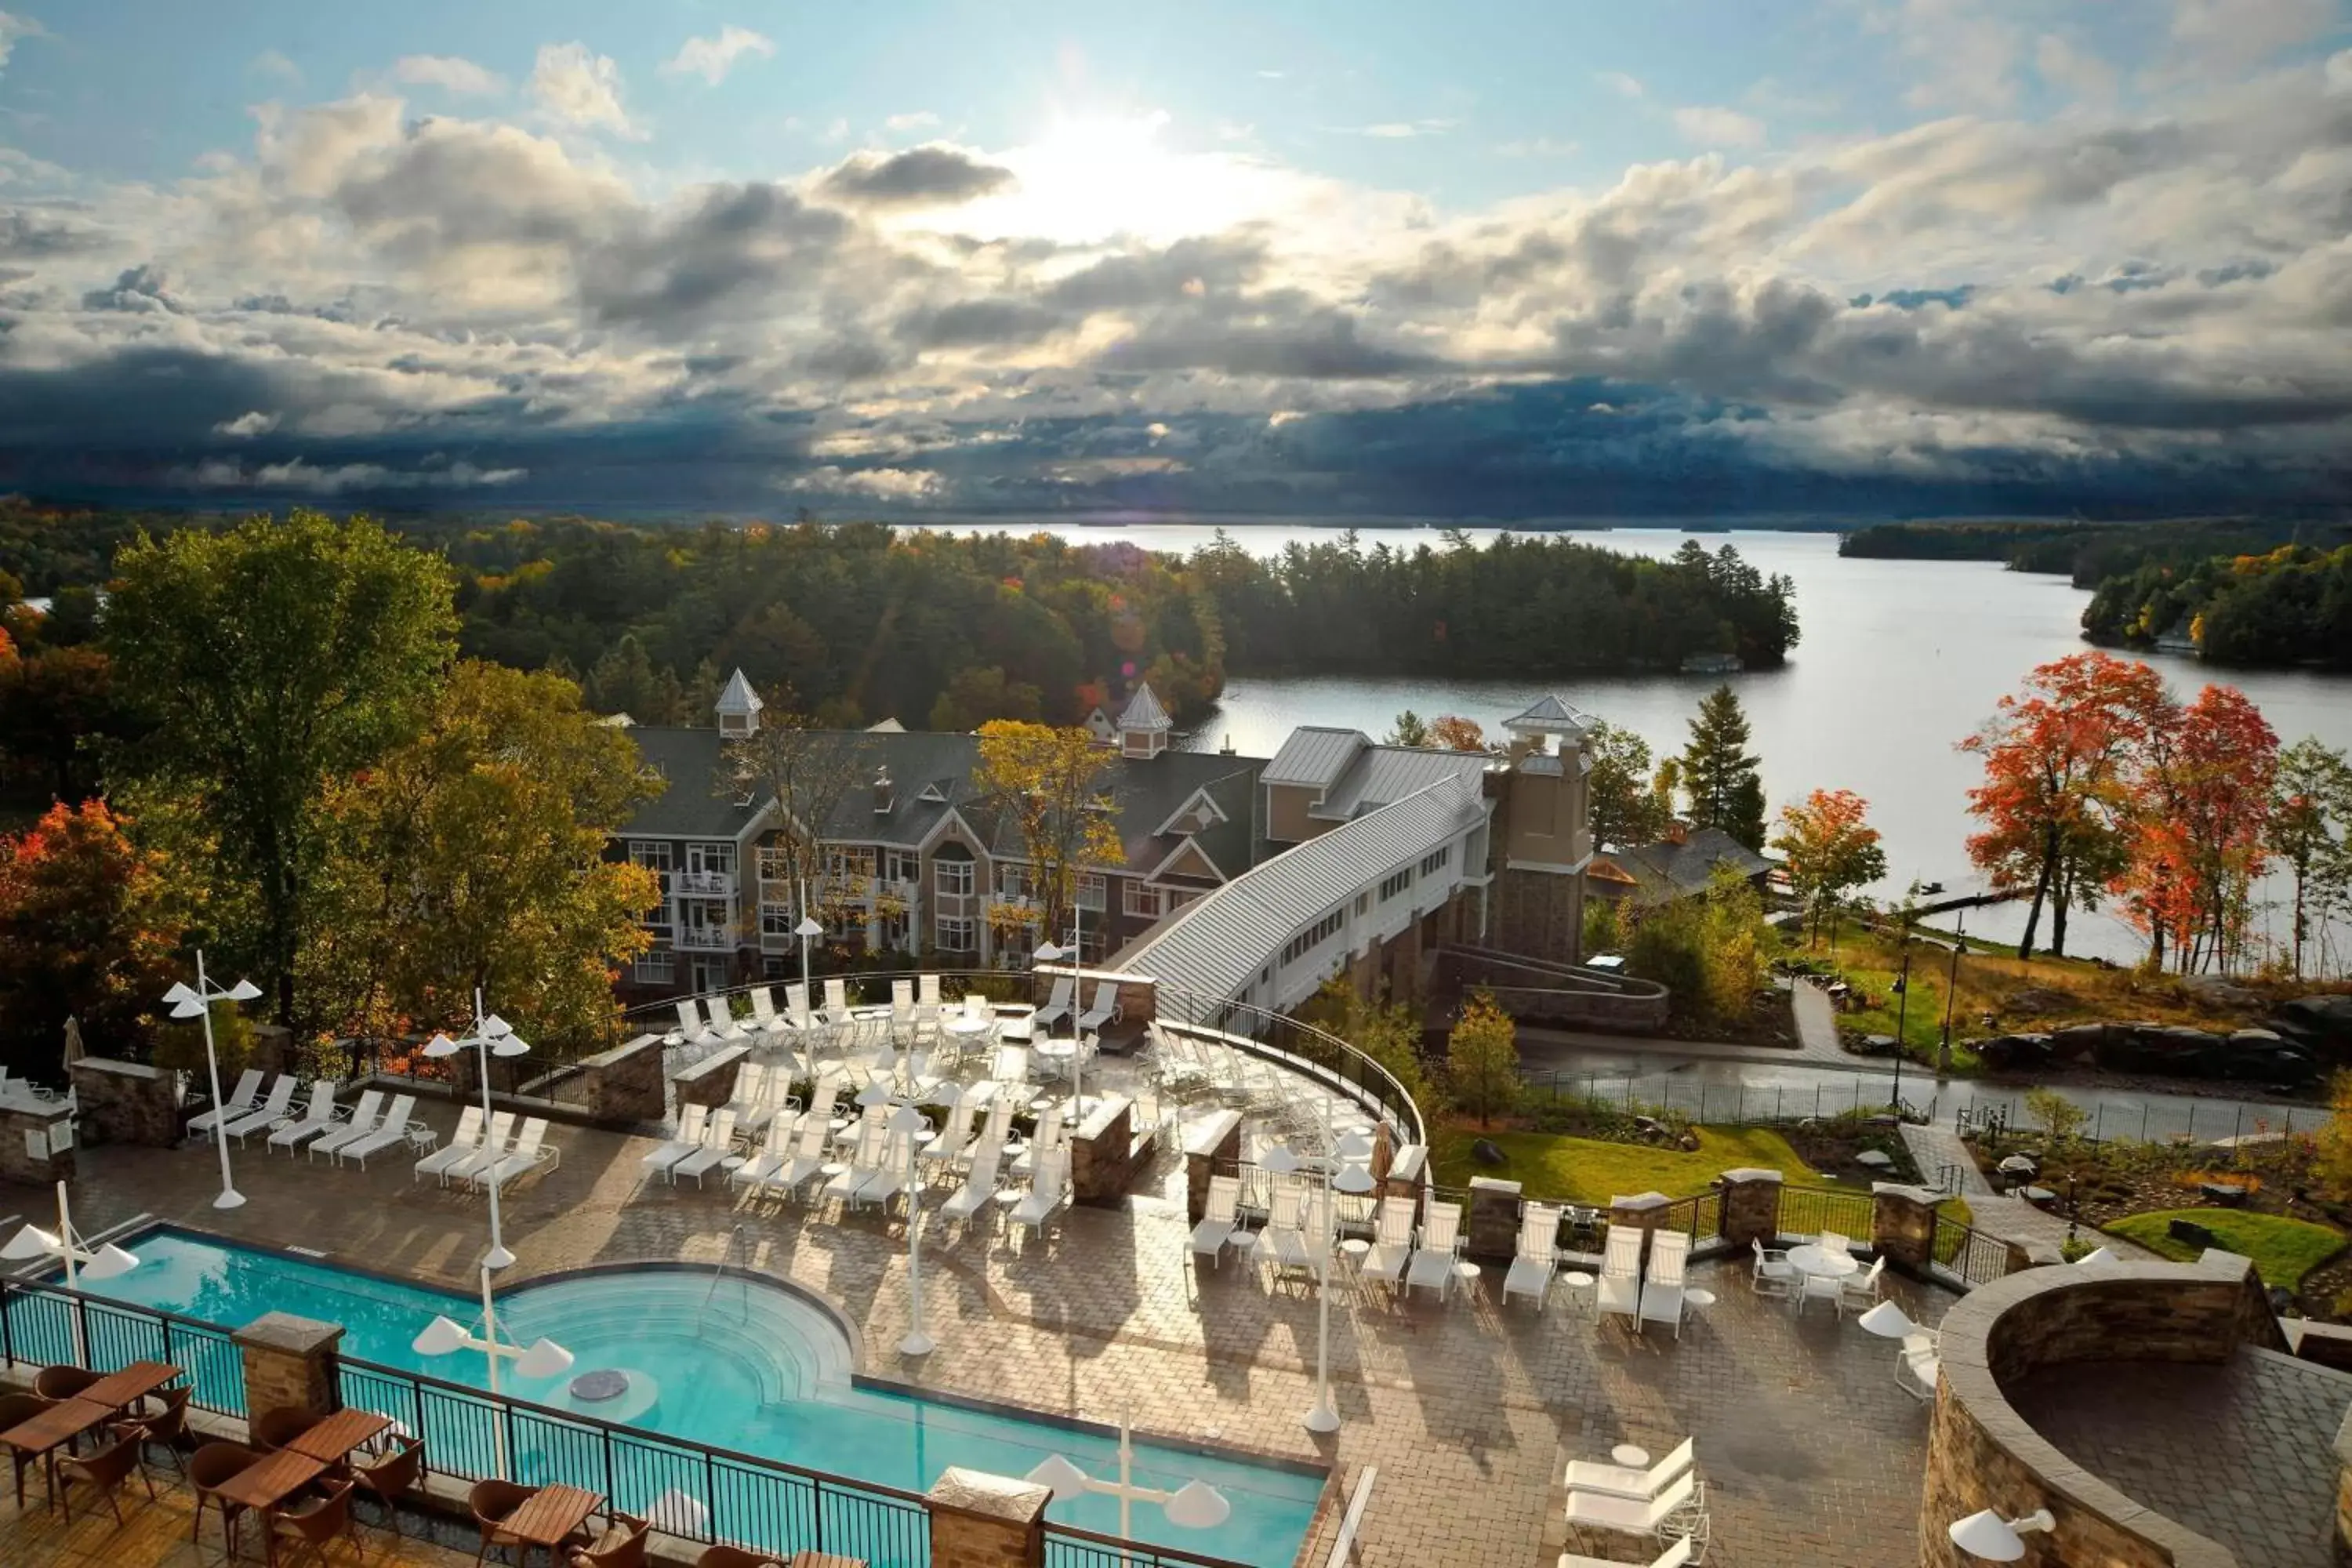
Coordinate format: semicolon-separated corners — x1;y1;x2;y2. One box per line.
942;111;1286;246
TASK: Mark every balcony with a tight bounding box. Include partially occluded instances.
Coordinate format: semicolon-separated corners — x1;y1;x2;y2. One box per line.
676;924;736;951
673;869;735;898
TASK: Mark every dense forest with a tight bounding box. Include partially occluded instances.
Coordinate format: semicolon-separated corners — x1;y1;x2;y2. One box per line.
0;502;1798;743
2083;544;2352;668
1838;516;2347;587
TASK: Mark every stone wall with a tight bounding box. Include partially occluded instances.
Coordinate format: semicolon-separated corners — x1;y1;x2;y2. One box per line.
1606;1191;1671;1268
69;1056;181;1146
573;1034;666;1124
1068;1094;1142;1205
1871;1183;1940;1269
1486;865;1585;968
1182;1109;1243;1224
1917;1250;2277;1568
0;1094;76;1187
926;1467;1048;1568
1463;1177;1522;1264
671;1044;749;1112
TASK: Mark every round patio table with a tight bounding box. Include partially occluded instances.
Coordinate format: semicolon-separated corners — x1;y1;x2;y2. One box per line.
942;1014;995;1039
1685;1287;1716;1309
1785;1243;1858;1279
1338;1237;1370;1283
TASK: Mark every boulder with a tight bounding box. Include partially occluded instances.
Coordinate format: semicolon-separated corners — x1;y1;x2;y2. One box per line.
1675;1131;1700;1152
2271;994;2352;1058
2181;974;2261;1008
2007;986;2077;1014
2167;1217;2220;1250
2199;1181;2250;1207
1471;1138;1507;1167
2051;1023;2111;1060
1975;1033;2054;1070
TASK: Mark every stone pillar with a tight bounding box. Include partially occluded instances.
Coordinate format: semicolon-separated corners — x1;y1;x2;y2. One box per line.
233;1312;345;1427
927;1466;1049;1568
670;1044;749;1111
0;1094;77;1187
1716;1168;1784;1250
1382;1145;1428;1203
1464;1177;1523;1264
1607;1191;1671;1267
1068;1095;1137;1205
1112;975;1156;1029
1871;1182;1940;1269
69;1057;182;1147
247;1024;296;1078
1182;1109;1243;1224
576;1035;666;1124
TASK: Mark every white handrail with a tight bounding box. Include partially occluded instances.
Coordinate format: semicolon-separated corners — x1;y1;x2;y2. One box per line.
1327;1465;1377;1566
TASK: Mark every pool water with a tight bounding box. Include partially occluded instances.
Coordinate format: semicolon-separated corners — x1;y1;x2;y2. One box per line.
56;1230;1320;1566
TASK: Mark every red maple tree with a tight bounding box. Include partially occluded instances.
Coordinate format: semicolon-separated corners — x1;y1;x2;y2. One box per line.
2112;683;2278;972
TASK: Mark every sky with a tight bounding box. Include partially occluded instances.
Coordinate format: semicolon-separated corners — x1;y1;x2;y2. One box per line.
1;1;2349;517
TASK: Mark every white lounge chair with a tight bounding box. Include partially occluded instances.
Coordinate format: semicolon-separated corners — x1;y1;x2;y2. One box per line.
670;1000;708;1045
446;1110;517;1185
747;987;780;1032
789;1083;841;1140
760;1116;835;1201
783;982;816;1030
987;1044;1030;1094
822;1112;888;1206
266;1083;341;1152
1011;1147;1069;1236
731;1116;796;1189
1503;1203;1562;1311
1189;1174;1241;1268
1260;1181;1321;1283
704;997;745;1040
1563;1438;1696;1502
307;1091;384;1161
1595;1224;1643;1326
939;1145;1004;1232
477;1116;555;1187
1842;1254;1888;1312
854;1124;916;1210
415;1105;486;1183
918;1097;979;1171
1639;1230;1690;1338
822;978;851;1022
1897;1331;1941;1399
336;1094;416;1167
222;1075;299;1143
1359;1196;1416;1293
1404;1200;1465;1300
1031;976;1075;1031
1751;1237;1796;1300
187;1069;265;1139
639;1104;709;1183
1559;1537;1693;1568
671;1108;737;1188
1563;1470;1697;1539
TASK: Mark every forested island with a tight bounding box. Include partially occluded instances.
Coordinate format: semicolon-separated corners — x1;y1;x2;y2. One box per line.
0;501;1798;753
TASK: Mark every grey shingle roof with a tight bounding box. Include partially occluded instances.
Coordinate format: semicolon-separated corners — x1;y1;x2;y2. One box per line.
621;728;766;839
1616;826;1776;899
1262;727;1367;789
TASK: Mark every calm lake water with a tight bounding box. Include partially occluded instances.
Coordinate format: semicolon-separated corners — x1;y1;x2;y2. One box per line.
941;522;2352;967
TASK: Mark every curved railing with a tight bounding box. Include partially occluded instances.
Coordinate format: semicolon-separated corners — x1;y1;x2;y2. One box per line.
621;967;1426;1149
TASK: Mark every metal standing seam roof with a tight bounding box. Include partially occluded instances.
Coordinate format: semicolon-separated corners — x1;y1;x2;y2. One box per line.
1122;774;1490;1002
1117;682;1173;732
1502;694;1597;735
1261;726;1369;789
1315;746;1490;820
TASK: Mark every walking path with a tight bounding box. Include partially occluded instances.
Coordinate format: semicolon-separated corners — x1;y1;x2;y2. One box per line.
1899;1120;2161;1261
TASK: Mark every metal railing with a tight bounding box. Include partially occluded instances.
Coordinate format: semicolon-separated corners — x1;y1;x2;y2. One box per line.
1773;1185;1877;1243
1522;1070;1922;1127
1044;1524;1254;1568
1654;1189;1725;1248
1930;1215;2013;1289
0;1277;247;1416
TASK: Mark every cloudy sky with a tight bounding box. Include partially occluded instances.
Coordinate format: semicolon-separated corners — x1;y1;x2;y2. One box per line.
2;1;2349;517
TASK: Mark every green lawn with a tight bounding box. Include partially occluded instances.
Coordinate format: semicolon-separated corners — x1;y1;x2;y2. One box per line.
2106;1209;2346;1290
1428;1124;1850;1203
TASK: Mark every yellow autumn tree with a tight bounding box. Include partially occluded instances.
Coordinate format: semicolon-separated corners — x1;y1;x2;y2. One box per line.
972;720;1125;952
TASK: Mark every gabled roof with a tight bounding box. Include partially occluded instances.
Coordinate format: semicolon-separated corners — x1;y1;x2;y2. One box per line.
1316;746;1489;821
1122;775;1489;1000
1614;826;1777;902
1263;726;1368;789
620;727;764;840
1503;694;1595;736
714;668;764;716
1118;683;1173;732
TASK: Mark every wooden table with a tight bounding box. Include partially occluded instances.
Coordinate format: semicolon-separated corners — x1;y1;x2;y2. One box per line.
0;1398;114;1507
212;1446;328;1512
789;1553;868;1568
78;1360;184;1411
287;1408;391;1463
500;1483;605;1566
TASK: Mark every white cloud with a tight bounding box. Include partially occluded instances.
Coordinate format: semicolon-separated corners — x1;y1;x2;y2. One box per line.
2034;34;2117;107
784;465;945;502
2169;0;2333;74
392;55;506;96
529;42;640;138
249;49;302;85
1671;106;1765;148
214;411;278;438
885;111;942;133
1875;0;2024;111
1598;71;1645;100
1495;137;1579;158
822;117;851;143
1343;118;1459;139
2329;49;2352;96
660;25;775;86
0;9;45;74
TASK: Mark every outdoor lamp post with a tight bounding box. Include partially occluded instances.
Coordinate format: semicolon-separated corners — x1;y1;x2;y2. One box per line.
1889;931;1911;1114
794;902;825;1086
162;951;263;1210
1948;1508;2056;1561
423;991;530;1271
1037;924;1087;1116
849;1084;938;1356
412;1265;572;1479
1027;1406;1232;1544
1264;1129;1376;1433
2;1181;140;1363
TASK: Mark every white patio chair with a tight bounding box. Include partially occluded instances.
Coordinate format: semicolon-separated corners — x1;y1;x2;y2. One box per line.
918;1097;979;1171
336;1094;416;1167
222;1075;299;1144
308;1090;385;1161
987;1044;1030;1097
670;1000;708;1045
747;987;780;1032
187;1068;264;1139
1559;1536;1693;1568
1011;1147;1069;1236
266;1083;341;1152
1189;1174;1242;1269
1639;1230;1690;1339
783;982;817;1031
1896;1332;1941;1399
1817;1229;1853;1258
1032;976;1075;1031
479;1116;557;1186
1842;1254;1888;1312
637;1104;708;1184
855;1122;918;1210
415;1105;485;1184
759;1116;835;1202
822;1112;888;1206
1404;1200;1465;1300
1563;1470;1697;1540
789;1082;841;1140
1595;1225;1644;1327
1260;1181;1320;1284
822;978;851;1023
672;1108;738;1188
448;1109;517;1185
1502;1203;1562;1312
969;1096;1015;1161
1563;1437;1696;1502
703;996;746;1041
1798;1267;1846;1318
1075;982;1120;1033
939;1145;1004;1233
1359;1196;1416;1294
731;1116;795;1189
1750;1237;1796;1301
728;1062;774;1136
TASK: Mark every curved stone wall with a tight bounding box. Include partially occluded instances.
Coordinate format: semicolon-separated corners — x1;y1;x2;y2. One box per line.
1918;1250;2283;1568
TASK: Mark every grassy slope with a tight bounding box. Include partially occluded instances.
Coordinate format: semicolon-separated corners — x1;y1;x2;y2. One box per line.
2106;1209;2345;1288
1429;1124;1844;1203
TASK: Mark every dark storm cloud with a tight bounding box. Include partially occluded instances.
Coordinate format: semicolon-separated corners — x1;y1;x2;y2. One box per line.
895;297;1066;348
0;209;111;260
579;181;853;329
79;263;180;313
816;145;1014;209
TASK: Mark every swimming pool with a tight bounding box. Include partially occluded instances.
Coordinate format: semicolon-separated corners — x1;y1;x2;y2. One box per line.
38;1229;1320;1567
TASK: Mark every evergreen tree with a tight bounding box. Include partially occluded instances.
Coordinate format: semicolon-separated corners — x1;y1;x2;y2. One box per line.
1677;684;1766;850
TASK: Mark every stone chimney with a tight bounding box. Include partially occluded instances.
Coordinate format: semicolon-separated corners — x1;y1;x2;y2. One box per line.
873;765;895;816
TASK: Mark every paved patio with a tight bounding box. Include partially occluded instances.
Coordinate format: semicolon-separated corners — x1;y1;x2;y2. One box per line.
27;1104;1951;1567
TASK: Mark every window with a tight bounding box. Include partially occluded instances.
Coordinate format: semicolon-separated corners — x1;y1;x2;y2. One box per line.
1419;846;1451;878
825;846;877;877
761;956;787;978
1076;872;1107;911
1123;882;1169;919
936;858;975;897
996;862;1034;901
633;949;676;984
1280;909;1345;967
628;840;673;872
880;910;912;952
756;844;793;882
685;842;735;876
760;905;797;938
1356;891;1371;916
885;849;918;885
1379;867;1413;902
935;914;977;951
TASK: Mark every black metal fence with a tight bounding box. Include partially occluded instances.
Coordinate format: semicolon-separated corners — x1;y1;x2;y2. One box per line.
0;1277;246;1416
1044;1523;1258;1568
1930;1216;2013;1289
1774;1185;1877;1244
1520;1070;1921;1127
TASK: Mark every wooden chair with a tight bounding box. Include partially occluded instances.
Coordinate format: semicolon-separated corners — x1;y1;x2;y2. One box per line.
33;1364;102;1401
0;1392;53;1508
569;1512;650;1568
252;1405;315;1452
468;1477;534;1568
695;1548;785;1568
55;1432;156;1525
350;1433;425;1538
189;1441;261;1553
116;1385;194;1479
269;1478;363;1568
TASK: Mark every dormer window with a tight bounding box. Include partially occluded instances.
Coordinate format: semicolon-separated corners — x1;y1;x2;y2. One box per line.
917;782;946;804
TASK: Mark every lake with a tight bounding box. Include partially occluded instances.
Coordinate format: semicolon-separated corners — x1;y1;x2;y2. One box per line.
938;521;2352;967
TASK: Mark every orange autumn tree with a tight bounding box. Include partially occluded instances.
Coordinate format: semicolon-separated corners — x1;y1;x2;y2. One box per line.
1960;652;2168;960
1769;788;1889;951
1426;715;1496;753
2113;684;2278;974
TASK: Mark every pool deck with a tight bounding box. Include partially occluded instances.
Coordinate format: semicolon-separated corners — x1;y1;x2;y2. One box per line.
34;1110;1950;1568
